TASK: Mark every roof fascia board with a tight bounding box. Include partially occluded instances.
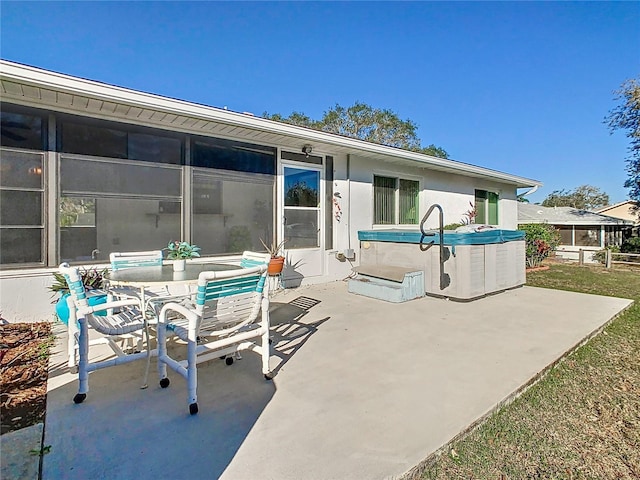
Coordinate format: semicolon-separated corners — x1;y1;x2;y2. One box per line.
1;60;541;188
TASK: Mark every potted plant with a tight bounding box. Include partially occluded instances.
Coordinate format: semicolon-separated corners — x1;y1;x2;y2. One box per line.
49;267;108;324
165;241;201;271
260;238;287;276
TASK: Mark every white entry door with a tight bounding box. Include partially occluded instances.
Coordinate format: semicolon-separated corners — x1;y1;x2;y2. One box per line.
281;163;324;284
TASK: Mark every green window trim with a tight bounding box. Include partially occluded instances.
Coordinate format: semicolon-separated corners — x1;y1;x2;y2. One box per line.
374;175;419;225
475;189;499;225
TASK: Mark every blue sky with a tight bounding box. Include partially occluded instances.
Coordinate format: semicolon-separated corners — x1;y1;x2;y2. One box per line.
2;1;638;204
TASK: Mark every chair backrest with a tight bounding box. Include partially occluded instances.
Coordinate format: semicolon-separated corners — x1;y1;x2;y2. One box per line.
58;263;90;310
194;266;268;326
110;250;163;271
240;251;271;269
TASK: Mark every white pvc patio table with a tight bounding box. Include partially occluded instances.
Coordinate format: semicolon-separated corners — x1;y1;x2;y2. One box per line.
106;262;243;313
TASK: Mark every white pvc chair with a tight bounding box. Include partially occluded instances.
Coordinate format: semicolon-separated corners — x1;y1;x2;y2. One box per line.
240;251;271;268
109;250;167;305
59;263;151;404
157;265;271;415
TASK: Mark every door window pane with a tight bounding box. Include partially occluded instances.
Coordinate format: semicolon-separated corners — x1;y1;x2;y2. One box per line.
284;209;319;248
284;168;319;207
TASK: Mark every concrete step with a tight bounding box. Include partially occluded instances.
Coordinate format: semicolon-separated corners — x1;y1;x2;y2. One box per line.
348;269;424;303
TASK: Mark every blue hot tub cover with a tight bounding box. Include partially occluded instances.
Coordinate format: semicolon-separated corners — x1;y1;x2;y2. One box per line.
357;228;525;245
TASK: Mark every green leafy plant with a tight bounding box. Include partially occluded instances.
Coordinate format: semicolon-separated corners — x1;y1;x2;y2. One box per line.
518;223;561;268
443;223;464;230
48;267;107;300
260;238;287;258
620;237;640;254
593;245;621;264
165;241;201;260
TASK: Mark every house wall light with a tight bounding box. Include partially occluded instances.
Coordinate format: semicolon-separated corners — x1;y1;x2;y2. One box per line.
302;144;313;157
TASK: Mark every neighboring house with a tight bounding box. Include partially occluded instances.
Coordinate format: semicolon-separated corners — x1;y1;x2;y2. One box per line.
596;201;639;235
0;60;541;321
518;203;634;262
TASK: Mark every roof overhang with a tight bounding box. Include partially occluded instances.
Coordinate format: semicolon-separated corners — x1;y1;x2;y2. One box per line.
1;60;542;189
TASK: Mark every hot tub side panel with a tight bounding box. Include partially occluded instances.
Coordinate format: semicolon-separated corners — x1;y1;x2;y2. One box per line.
358;238;525;300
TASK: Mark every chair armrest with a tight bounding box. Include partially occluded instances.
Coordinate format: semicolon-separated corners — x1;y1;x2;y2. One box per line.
158;302;198;325
79;298;141;315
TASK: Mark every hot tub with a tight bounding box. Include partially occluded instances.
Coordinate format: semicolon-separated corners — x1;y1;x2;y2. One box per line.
357;228;525;301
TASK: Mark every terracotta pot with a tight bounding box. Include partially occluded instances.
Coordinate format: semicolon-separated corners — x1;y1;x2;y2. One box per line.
268;256;285;276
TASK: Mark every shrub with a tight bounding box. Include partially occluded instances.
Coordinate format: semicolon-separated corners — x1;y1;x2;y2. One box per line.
593;245;620;264
518;223;561;268
620;237;640;254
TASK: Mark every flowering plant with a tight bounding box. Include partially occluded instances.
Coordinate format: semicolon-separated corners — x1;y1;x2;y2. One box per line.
165;241;201;260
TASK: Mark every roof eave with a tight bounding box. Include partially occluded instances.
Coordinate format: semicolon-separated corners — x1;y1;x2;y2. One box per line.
1;60;542;188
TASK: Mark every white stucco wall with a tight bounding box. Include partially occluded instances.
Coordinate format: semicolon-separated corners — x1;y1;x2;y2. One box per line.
1;150;524;323
1;268;71;323
345;155;519;235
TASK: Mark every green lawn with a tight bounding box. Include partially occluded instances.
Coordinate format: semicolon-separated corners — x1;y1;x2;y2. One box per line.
420;264;640;480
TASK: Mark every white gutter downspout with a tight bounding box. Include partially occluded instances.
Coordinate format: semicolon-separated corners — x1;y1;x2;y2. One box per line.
519;185;539;198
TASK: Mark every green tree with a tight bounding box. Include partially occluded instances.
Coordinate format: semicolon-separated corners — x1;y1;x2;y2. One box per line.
263;101;448;158
605;78;640;211
541;185;610;211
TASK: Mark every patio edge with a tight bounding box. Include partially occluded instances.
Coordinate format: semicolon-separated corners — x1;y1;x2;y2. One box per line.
399;297;635;480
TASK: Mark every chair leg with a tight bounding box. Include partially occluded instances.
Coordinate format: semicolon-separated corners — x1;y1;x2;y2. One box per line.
74;317;90;404
67;297;79;370
140;320;151;389
187;326;198;415
261;296;272;380
261;327;271;380
157;322;168;387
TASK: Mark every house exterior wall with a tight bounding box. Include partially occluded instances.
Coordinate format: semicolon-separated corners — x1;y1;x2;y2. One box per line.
0;63;534;321
346;155;519;235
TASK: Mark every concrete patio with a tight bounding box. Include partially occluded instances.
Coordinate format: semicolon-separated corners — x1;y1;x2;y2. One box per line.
39;282;631;480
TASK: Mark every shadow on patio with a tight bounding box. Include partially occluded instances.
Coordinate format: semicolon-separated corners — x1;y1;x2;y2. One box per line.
42;294;326;479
